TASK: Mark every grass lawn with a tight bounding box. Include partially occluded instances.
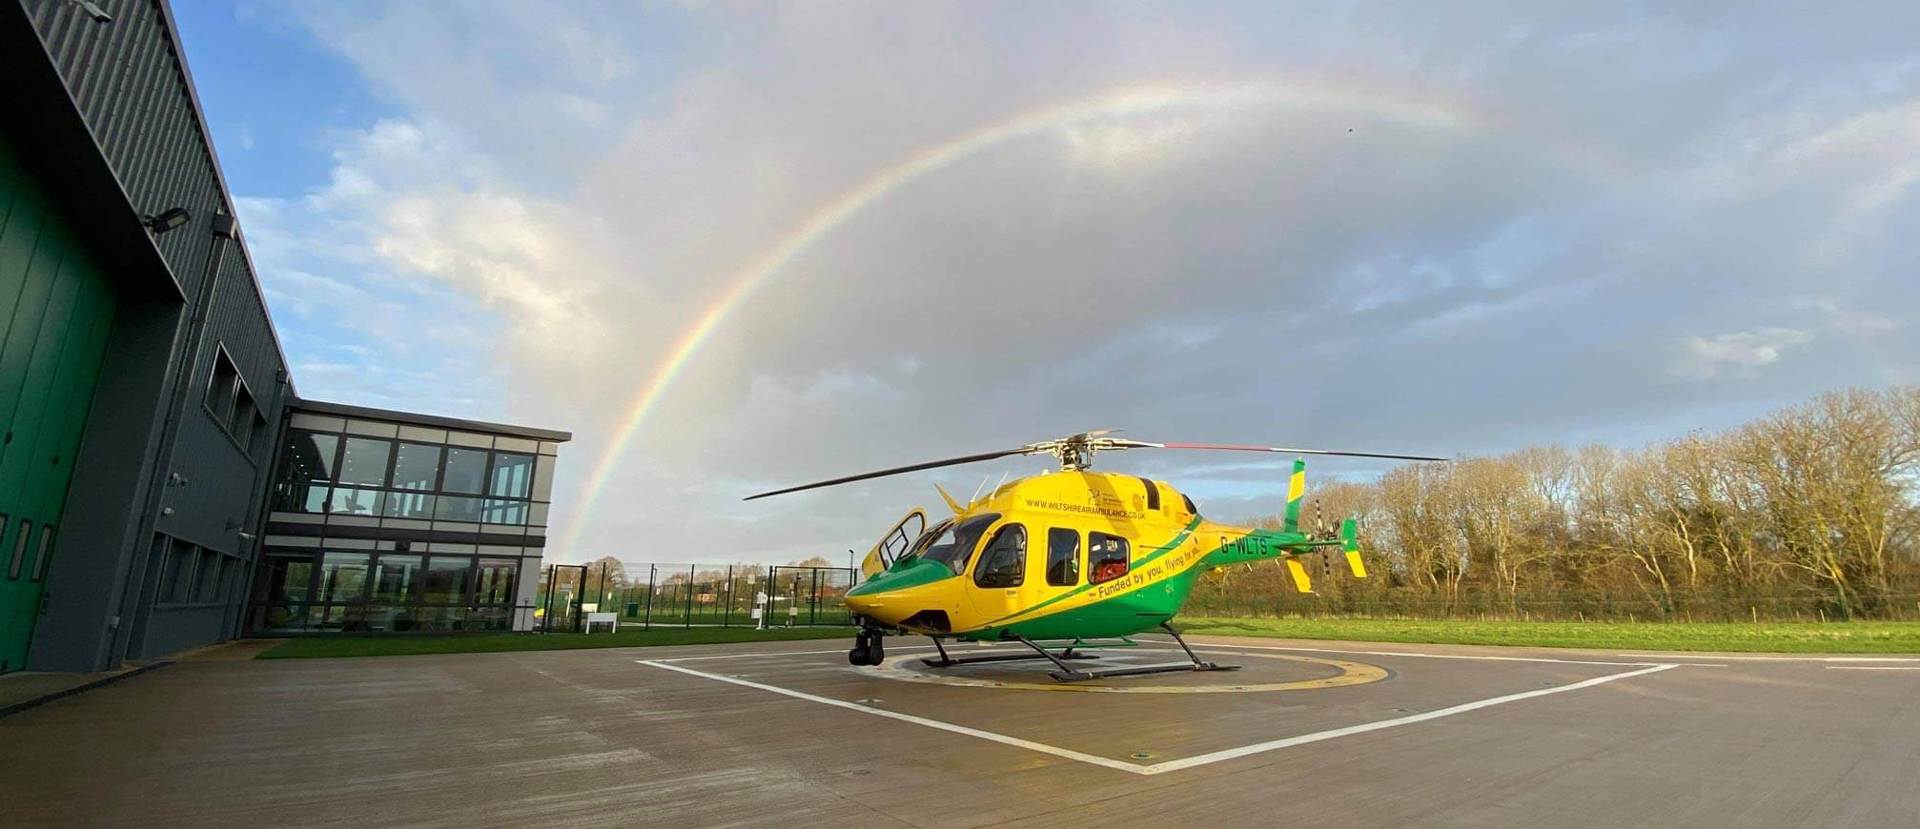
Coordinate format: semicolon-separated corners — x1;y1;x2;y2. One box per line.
1175;616;1920;653
257;625;856;659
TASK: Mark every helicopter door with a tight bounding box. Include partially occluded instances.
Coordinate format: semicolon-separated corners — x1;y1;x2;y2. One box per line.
966;523;1029;623
861;508;926;579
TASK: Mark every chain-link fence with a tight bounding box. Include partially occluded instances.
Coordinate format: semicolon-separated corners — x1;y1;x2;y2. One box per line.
539;562;856;630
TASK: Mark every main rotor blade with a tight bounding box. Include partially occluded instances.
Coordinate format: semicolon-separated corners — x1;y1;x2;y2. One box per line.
1117;440;1448;462
743;447;1034;500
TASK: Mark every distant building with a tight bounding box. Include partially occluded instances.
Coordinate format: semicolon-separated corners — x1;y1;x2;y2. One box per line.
1;0;569;674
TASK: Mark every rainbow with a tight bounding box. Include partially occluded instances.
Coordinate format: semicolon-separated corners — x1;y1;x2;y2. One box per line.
557;78;1490;555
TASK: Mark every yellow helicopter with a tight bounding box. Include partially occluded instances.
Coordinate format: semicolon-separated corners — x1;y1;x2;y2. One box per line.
746;431;1444;681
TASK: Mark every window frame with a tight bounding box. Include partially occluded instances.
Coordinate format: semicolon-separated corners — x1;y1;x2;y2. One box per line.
1087;532;1131;585
202;343;265;460
972;523;1028;589
1045;527;1081;587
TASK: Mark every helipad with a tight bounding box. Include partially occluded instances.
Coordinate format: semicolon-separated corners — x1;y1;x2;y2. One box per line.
5;634;1920;827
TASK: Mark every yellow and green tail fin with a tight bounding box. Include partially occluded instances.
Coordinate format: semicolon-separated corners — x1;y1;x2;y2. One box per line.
1340;517;1366;578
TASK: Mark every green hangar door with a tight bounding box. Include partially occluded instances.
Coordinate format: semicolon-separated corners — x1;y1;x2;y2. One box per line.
0;139;117;674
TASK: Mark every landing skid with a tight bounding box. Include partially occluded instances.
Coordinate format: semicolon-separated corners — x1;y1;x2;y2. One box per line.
921;624;1237;682
921;637;1098;668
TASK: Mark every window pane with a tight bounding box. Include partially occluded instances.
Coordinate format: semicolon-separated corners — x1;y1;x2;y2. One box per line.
372;555;422;602
489;453;534;498
30;524;56;581
253;554;314;603
973;524;1026;588
481;499;526;525
338;437;393;486
391;442;442;491
6;518;30;579
420;557;473;604
476;558;518;605
195;549;222;602
165;538;195;603
249;603;311;633
277;431;338;484
433;496;484;522
326;486;384;516
382;491;436;520
442;448;487;494
1088;533;1130;584
272;482;329;513
1046;528;1080;587
316;552;371;604
915;513;1000;576
228;385;255;438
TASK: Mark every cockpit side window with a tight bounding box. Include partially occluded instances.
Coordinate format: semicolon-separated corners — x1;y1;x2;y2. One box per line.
1088;532;1130;584
973;524;1027;588
917;513;1000;576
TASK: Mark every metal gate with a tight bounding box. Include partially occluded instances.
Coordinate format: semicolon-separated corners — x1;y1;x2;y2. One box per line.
537;564;588;633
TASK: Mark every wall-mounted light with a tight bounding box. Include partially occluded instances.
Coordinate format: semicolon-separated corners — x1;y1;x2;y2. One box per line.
69;0;112;23
142;207;192;235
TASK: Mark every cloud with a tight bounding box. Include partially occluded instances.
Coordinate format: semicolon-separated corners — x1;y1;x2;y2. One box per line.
219;2;1920;562
1676;328;1814;379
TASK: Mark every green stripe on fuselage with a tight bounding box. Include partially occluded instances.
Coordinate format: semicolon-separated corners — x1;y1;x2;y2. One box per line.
972;516;1202;630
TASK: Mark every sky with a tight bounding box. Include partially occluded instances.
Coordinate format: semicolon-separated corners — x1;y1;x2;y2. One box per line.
170;1;1920;565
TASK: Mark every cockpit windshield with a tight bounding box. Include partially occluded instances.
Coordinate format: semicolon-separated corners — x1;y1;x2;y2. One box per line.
904;513;1001;575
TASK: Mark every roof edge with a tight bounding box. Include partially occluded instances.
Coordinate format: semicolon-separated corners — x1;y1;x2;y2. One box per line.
291;398;572;443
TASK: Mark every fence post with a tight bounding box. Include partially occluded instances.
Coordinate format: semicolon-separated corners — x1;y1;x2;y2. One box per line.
541;564;554;632
723;565;733;628
643;564;656;630
809;568;819;626
685;564;695;629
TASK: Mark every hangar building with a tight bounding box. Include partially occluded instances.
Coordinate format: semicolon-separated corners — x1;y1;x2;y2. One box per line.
1;0;569;674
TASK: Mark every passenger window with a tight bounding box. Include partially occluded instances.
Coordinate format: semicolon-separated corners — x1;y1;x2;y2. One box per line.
1088;532;1130;584
973;524;1027;588
1046;528;1080;586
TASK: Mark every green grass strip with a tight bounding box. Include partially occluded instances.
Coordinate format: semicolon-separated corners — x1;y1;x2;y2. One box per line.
1176;616;1920;654
256;625;856;659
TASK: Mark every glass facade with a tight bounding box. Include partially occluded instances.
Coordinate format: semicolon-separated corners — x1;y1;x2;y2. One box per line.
247;549;523;633
251;412;561;636
269;428;548;526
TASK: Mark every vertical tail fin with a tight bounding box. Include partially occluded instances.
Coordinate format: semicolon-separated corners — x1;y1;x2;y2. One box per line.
1340;517;1367;578
1282;458;1306;533
1284;558;1315;593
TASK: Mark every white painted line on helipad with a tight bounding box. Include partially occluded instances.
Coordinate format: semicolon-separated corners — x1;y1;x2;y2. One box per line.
1825;666;1920;671
638;658;1680;776
1140;664;1679;775
1617;654;1920;663
652;645;940;663
638;659;1147;774
1136;637;1722;667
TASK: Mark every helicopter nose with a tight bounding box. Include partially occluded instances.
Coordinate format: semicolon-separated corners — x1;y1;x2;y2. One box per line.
845;589;897;623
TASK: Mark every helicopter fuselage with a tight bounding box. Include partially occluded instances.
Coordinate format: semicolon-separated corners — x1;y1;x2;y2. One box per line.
845;469;1344;641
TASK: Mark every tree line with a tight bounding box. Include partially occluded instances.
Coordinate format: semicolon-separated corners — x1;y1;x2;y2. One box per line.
1188;387;1920;622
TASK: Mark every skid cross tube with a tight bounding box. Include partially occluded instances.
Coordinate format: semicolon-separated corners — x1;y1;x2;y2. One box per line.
1043;625;1240;682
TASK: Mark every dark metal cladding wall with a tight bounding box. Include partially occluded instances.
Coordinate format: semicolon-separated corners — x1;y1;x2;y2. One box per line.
159;241;289;556
13;0;296;667
23;0;223;300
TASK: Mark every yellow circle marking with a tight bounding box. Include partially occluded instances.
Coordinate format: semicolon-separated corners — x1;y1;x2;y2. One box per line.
859;648;1388;694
